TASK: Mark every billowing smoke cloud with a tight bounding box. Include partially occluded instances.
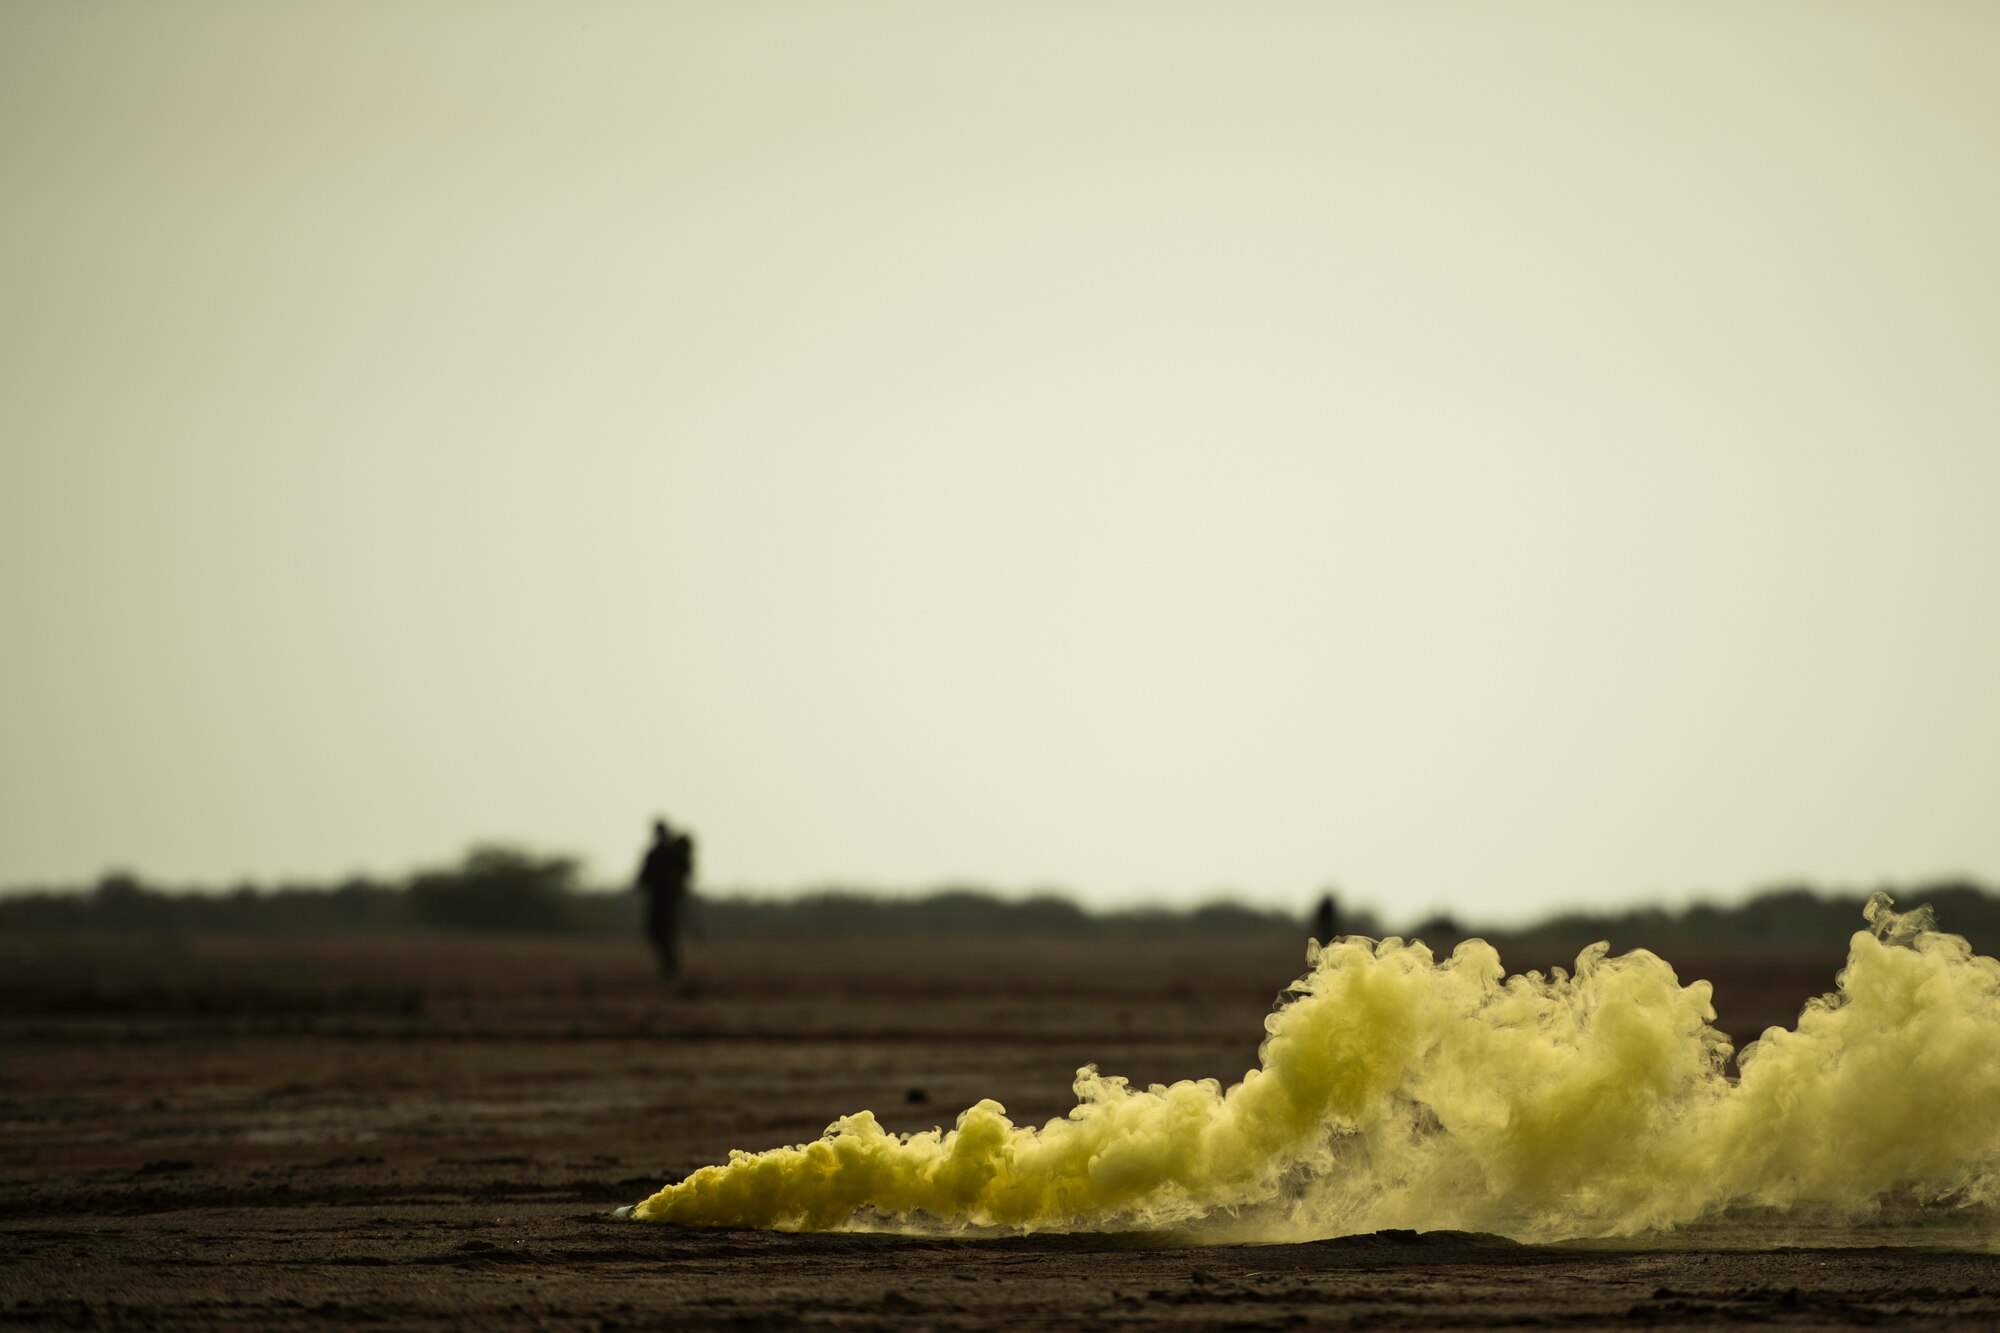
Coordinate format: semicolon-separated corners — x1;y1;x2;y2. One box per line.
626;895;2000;1241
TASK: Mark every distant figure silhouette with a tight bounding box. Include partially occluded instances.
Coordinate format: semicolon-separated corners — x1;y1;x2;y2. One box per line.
637;818;695;980
1312;891;1341;945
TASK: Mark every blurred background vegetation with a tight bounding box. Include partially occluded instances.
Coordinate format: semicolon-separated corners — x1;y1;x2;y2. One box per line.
4;844;1999;952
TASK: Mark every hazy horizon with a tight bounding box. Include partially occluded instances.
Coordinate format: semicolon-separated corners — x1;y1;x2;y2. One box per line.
4;3;1997;924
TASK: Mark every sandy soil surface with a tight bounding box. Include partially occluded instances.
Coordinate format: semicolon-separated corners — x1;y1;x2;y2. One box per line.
4;930;1997;1328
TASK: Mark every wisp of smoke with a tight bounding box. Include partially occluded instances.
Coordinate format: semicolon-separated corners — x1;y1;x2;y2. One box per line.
625;895;2000;1242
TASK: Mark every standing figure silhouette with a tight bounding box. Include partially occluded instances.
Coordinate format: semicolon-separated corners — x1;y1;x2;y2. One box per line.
1312;891;1341;946
637;818;695;980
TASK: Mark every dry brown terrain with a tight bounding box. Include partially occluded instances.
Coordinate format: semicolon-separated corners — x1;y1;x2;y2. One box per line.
3;930;1997;1329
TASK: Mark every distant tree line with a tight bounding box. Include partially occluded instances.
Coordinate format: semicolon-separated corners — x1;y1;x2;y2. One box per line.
0;847;613;935
1517;880;2000;954
694;889;1330;939
1;846;1995;949
0;846;1320;938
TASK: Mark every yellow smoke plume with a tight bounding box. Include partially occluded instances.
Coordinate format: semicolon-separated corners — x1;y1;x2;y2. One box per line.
628;895;2000;1241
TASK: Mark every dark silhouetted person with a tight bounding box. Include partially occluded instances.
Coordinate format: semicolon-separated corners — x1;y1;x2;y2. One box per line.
1312;891;1341;945
638;818;695;980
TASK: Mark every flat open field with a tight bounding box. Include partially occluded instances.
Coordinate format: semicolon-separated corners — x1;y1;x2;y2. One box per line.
4;930;1997;1328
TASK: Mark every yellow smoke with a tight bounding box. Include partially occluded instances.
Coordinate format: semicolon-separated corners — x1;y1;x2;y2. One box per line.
628;895;2000;1241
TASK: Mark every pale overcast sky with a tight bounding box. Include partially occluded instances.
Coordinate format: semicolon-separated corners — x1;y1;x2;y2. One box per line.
3;2;1996;923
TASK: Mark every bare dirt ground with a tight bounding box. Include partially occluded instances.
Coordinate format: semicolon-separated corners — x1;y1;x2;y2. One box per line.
3;930;1997;1329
